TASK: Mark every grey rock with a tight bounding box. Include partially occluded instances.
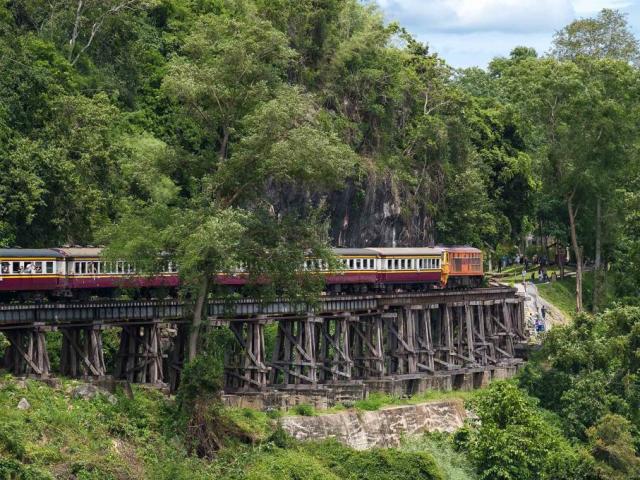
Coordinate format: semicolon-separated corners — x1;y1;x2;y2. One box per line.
17;398;30;410
72;384;101;400
281;400;466;450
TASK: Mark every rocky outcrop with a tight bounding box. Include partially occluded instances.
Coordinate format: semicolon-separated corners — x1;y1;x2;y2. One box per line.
267;172;438;248
280;399;466;450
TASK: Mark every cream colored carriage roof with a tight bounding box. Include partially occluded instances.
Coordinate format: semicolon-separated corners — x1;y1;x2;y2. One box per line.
366;247;443;256
55;247;104;258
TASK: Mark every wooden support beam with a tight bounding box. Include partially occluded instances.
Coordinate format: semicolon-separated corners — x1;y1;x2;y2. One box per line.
4;326;49;377
115;323;164;384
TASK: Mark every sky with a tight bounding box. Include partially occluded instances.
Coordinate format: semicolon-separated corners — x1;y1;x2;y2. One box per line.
374;0;640;68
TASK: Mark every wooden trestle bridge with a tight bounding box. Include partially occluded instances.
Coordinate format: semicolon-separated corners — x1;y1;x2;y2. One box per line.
0;287;526;392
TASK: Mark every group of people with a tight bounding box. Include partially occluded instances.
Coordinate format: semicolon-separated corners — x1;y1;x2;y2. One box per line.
529;305;547;334
0;263;42;274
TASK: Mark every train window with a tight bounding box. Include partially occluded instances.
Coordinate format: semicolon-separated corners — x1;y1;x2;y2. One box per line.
399;259;404;269
347;259;353;269
46;262;54;274
369;258;374;269
116;261;124;274
13;262;21;273
34;262;42;273
436;259;440;268
1;262;9;274
355;259;361;269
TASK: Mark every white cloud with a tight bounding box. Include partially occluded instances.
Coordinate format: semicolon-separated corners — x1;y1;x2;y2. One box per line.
418;31;552;68
571;0;633;15
379;0;574;33
374;0;640;67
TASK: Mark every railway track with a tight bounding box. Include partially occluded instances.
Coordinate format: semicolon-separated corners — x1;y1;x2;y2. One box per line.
0;286;518;327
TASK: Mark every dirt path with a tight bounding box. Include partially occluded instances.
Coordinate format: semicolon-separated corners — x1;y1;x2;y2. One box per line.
515;281;568;334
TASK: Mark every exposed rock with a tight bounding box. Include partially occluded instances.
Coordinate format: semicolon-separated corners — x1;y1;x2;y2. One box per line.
72;383;116;403
72;384;100;400
17;397;30;410
281;400;466;450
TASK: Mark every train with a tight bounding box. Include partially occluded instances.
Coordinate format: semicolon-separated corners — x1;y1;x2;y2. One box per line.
0;246;483;301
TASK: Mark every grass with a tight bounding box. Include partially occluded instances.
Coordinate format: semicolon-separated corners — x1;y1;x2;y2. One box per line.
280;389;478;416
402;433;478;480
0;375;477;479
536;271;618;319
0;375;219;479
537;277;578;319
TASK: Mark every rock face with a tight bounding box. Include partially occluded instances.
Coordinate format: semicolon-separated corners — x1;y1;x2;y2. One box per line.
17;397;30;410
268;174;437;248
71;384;117;404
280;400;466;450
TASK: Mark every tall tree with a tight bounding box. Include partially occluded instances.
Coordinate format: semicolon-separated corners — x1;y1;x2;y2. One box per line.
553;9;640;65
104;5;355;360
552;9;640;311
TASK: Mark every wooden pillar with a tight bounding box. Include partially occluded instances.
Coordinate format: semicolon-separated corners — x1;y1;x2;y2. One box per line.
350;313;384;379
225;317;268;391
167;323;188;393
464;302;477;366
115;322;164;384
4;324;50;377
60;324;106;378
415;306;435;373
269;315;319;386
318;315;353;383
387;308;416;374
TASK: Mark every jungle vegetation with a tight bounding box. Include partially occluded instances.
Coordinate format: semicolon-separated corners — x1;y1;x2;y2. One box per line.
2;1;640;479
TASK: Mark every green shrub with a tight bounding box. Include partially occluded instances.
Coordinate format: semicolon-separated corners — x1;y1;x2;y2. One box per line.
354;392;399;411
305;439;444;480
292;403;315;416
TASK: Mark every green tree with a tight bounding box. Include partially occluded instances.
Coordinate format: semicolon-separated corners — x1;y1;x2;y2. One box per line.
553;9;640;65
552;8;640;312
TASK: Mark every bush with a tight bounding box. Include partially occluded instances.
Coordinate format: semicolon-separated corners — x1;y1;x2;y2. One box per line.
292;403;315;416
462;382;592;480
303;439;444;480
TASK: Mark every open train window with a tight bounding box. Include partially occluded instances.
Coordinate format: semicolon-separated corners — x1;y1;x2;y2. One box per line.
1;262;9;274
34;262;42;273
355;259;361;269
12;262;21;273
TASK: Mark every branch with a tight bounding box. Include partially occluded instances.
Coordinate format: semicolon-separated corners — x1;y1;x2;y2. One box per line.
70;0;139;66
68;0;83;62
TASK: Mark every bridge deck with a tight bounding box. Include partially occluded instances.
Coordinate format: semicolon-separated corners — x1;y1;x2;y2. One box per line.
0;287;516;327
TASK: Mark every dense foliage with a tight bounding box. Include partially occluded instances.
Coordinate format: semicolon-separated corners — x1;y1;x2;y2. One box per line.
3;1;640;479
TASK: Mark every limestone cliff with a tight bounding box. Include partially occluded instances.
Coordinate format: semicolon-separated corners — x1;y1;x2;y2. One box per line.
280;400;466;450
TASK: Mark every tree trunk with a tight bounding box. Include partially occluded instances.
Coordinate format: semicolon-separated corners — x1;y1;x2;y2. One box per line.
593;197;602;312
188;276;209;362
567;196;583;312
